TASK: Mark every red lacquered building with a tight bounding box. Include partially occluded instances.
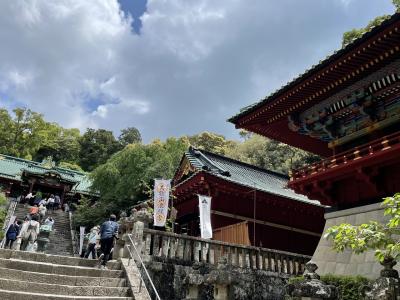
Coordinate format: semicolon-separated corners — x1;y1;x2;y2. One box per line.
173;147;325;255
229;13;400;209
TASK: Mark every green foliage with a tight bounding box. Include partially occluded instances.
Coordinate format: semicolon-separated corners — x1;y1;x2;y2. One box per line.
58;161;84;172
188;131;236;155
325;193;400;262
341;0;399;47
0;192;8;239
78;128;123;171
72;197;103;229
118;127;142;146
0;107;144;172
74;137;190;223
288;274;370;300
226;134;319;174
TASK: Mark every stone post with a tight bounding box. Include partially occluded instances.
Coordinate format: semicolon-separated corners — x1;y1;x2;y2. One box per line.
285;261;338;300
114;211;130;259
184;263;205;300
360;257;400;300
205;257;235;300
124;206;153;261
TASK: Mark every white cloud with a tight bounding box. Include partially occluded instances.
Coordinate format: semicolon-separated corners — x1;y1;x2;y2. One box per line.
0;0;396;141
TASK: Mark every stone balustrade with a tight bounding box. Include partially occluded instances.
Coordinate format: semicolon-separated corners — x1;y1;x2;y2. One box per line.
131;228;310;275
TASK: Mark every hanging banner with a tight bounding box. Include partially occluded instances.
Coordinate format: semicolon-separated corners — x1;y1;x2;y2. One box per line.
79;226;85;256
198;195;212;239
153;179;171;227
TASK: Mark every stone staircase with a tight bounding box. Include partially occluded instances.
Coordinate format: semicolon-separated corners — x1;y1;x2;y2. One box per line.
0;249;135;300
14;204;73;256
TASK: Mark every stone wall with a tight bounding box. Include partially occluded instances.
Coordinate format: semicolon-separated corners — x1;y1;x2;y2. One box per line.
145;257;289;300
312;203;400;279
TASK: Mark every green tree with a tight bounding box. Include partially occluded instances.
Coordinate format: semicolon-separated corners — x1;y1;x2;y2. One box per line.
188;131;236;155
342;1;398;47
342;15;390;47
226;134;319;174
58;161;84;172
118;127;142;146
325;193;400;262
78;128;122;171
74;137;190;226
0;191;7;239
0;109;14;155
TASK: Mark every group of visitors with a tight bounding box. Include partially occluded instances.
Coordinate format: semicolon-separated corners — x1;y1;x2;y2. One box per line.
23;192;61;211
4;192;56;251
81;214;119;269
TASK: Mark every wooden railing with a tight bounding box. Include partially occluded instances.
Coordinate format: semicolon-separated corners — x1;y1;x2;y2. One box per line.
291;131;400;181
137;229;310;275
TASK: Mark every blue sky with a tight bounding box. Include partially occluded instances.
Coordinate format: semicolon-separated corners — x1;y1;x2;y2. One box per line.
118;0;147;34
0;0;396;142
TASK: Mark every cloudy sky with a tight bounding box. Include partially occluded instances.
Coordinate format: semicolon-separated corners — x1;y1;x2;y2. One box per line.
0;0;396;142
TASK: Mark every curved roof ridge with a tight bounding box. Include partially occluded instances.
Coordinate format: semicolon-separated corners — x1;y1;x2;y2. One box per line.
189;146;289;179
229;12;400;123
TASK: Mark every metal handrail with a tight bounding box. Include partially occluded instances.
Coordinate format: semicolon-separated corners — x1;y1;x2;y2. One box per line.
1;198;18;248
127;234;161;300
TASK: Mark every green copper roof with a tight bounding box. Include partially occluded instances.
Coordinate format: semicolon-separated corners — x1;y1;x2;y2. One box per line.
229;12;400;124
179;147;321;207
0;154;93;195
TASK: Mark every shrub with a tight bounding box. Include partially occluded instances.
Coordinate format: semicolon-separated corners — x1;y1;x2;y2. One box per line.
288;274;370;300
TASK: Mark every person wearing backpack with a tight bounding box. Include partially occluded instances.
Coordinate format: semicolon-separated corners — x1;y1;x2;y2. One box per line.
5;220;21;249
98;215;119;269
21;215;40;251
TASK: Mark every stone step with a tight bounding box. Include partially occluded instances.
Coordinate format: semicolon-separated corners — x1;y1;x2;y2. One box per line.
14;204;74;256
0;258;124;278
0;249;121;270
0;278;131;297
0;267;127;287
0;290;133;300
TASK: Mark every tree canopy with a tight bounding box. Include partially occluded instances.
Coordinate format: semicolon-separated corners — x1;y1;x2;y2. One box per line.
0;107;142;172
341;1;399;47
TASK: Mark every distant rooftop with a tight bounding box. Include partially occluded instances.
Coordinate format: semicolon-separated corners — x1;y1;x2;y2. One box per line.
0;154;93;195
176;147;321;207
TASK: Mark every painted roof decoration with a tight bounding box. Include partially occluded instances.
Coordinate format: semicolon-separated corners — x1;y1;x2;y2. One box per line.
229;12;400;124
0;154;93;195
175;147;321;206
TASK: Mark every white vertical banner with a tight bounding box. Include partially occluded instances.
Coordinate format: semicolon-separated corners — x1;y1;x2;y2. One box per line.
198;195;212;239
79;226;85;255
153;179;171;227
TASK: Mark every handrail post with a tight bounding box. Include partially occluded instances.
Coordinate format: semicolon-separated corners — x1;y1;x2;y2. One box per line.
127;234;161;300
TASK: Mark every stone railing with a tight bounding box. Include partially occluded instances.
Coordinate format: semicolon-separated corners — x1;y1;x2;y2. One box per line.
290;130;400;181
134;228;310;275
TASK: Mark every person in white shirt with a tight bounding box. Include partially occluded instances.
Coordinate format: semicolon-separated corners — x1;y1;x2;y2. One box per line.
38;204;47;222
44;217;55;229
21;215;40;251
39;198;47;206
84;226;100;259
47;195;55;211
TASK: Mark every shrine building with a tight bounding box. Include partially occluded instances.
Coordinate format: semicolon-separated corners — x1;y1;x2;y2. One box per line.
229;13;400;278
0;154;94;203
172;146;325;256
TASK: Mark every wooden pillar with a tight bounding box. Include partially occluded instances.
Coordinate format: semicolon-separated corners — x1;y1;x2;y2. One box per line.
61;185;68;205
28;180;35;193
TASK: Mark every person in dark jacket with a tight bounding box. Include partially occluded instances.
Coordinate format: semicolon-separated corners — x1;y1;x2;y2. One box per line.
5;220;22;249
98;214;119;269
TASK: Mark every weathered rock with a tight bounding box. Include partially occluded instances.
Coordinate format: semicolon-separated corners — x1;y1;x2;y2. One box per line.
361;257;400;300
285;261;338;300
